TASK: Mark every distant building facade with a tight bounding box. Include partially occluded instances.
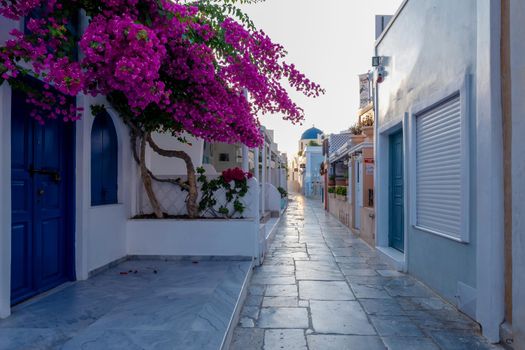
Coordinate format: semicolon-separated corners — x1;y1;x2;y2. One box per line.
290;126;323;197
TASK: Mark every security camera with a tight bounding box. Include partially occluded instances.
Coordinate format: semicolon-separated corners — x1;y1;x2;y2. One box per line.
376;66;386;84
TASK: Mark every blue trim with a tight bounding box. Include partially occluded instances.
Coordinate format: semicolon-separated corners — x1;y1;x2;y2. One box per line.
91;111;118;206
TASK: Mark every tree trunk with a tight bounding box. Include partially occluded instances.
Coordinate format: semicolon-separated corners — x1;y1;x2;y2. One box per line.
140;133;164;218
145;134;199;218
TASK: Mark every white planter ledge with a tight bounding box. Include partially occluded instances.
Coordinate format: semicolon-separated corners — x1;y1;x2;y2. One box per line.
127;218;258;257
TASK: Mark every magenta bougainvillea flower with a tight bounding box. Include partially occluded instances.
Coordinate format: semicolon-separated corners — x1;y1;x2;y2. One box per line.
0;0;324;147
221;167;253;183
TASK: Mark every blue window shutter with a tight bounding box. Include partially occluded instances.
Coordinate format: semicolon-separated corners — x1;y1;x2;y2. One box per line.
91;112;118;205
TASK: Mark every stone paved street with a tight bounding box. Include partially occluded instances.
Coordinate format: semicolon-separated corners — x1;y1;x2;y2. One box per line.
230;194;501;350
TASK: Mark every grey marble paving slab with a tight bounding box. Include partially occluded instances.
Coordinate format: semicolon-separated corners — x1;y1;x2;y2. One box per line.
408;297;456;311
310;300;376;335
254;264;295;275
384;279;434;297
429;330;500;350
248;284;266;296
263;258;295;266
262;296;298;307
341;268;379;277
381;336;440;350
298;254;336;262
377;269;405;277
0;328;72;350
346;275;394;286
244;293;264;307
251;275;296;285
61;329;190;350
241;306;260;319
299;281;355;300
265;284;298;297
335;256;368;264
307;334;386;350
295;261;344;281
257;308;309;329
230;328;264;350
350;284;392;299
264;329;307;350
360;299;407;316
272;251;309;259
240;317;255;327
369;315;424;337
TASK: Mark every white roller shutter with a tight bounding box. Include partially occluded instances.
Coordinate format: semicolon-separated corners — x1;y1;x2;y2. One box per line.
415;94;462;239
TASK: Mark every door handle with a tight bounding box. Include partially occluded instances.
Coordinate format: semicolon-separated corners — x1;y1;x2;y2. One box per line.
29;166;61;183
37;188;45;196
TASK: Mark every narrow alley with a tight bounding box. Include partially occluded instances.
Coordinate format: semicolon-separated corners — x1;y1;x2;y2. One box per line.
230;195;500;350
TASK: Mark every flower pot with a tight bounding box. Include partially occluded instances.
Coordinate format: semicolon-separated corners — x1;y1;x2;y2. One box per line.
362;126;374;141
335;179;346;186
350;134;366;146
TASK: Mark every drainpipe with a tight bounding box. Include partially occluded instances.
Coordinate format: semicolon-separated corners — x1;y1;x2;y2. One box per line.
500;0;513;344
372;46;381;254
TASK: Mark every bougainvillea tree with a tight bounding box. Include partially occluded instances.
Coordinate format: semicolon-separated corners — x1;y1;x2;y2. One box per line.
0;0;324;218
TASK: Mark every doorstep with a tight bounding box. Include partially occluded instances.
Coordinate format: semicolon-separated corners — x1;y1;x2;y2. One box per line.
376;246;406;271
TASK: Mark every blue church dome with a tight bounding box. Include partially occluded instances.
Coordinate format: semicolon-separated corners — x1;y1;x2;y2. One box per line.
301;126;323;140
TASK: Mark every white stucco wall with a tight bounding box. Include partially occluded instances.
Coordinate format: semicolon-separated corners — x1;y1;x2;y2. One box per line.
75;96;135;278
510;0;525;346
128;178;261;258
209;142;242;173
265;183;281;213
375;0;504;341
0;16;22;318
0;68;13;319
147;133;204;176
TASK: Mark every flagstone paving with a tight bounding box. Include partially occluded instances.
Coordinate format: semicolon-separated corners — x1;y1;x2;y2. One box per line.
0;259;251;350
230;194;502;350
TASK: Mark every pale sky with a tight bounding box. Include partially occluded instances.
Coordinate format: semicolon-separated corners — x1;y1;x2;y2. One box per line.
240;0;403;156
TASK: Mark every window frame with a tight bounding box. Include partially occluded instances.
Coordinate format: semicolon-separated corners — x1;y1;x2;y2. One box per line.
408;75;471;243
219;153;230;162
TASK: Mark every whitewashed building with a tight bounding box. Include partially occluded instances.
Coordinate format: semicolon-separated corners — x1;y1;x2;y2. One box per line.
373;0;525;346
0;14;284;319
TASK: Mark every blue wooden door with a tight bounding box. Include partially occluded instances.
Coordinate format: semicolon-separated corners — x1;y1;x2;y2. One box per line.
11;87;75;305
389;130;404;252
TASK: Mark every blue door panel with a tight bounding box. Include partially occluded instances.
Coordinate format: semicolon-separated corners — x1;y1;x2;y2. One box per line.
389;130;404;252
11;84;75;305
41;218;62;280
10;224;32;298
